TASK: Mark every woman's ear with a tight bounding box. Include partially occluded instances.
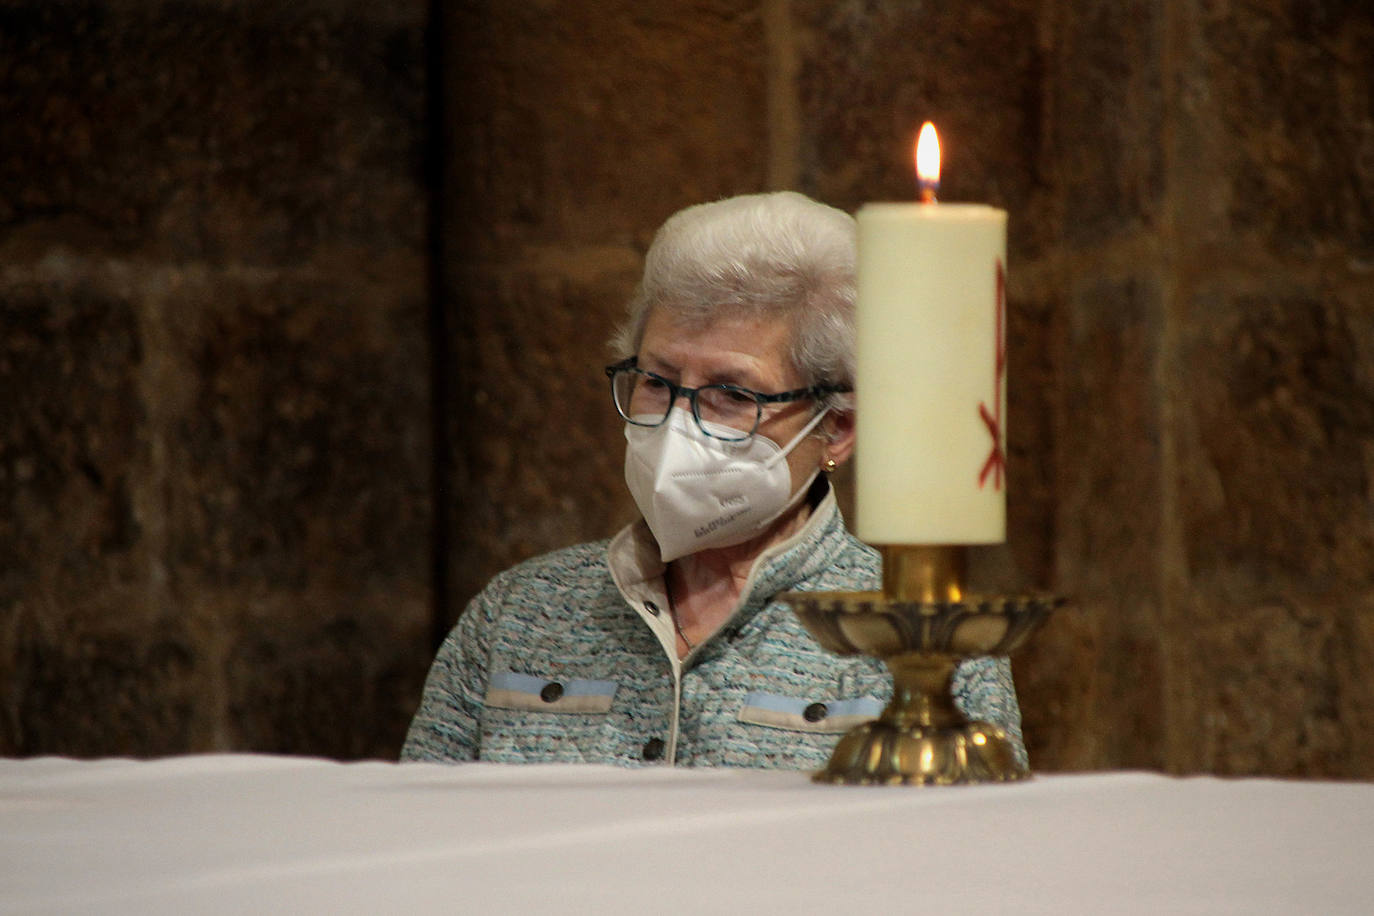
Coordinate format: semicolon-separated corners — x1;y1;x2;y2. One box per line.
821;409;856;467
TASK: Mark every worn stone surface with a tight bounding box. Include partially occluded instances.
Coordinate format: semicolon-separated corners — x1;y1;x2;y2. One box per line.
1;0;430;759
1051;0;1165;246
1177;287;1374;591
1002;285;1061;591
443;0;769;255
794;0;1055;260
0;0;425;264
9;627;198;757
162;268;433;759
1169;0;1374;769
1;265;432;760
1167;590;1374;778
0;286;145;601
224;590;426;758
1168;280;1374;774
1191;0;1374;255
0;283;188;755
165;275;431;593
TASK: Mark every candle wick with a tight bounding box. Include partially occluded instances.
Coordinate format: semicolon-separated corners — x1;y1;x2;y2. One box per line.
919;187;938;204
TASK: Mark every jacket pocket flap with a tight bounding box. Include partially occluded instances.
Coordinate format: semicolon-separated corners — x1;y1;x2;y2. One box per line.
485;671;618;715
737;692;883;734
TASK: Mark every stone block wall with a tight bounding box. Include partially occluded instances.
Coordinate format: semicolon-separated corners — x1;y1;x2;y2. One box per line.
1;0;431;758
5;0;1372;774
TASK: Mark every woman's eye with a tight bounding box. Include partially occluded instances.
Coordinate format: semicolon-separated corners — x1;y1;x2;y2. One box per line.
701;387;756;412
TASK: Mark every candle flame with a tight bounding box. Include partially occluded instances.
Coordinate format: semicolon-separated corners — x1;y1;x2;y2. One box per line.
915;122;940;201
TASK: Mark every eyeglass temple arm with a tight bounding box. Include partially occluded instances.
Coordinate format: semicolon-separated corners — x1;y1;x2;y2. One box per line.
756;383;854;403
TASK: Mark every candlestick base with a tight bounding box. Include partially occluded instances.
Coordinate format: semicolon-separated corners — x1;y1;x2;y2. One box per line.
818;717;1024;786
782;579;1059;786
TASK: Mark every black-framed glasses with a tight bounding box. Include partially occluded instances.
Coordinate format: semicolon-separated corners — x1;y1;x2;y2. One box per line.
604;357;851;442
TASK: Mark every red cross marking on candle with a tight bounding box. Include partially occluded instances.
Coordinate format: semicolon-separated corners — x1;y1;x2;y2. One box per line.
978;259;1006;490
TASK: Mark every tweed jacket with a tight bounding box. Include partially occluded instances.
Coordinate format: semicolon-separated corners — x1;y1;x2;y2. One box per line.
402;488;1025;769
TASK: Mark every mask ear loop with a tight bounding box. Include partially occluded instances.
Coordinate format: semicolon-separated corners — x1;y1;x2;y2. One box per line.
761;407;832;469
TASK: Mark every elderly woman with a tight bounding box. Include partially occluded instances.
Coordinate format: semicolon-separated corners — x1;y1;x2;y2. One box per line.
403;191;1024;768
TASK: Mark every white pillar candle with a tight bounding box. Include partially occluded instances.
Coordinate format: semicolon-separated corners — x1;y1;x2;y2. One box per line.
854;201;1008;545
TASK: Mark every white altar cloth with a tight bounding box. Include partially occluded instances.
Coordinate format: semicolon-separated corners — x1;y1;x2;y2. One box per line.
3;755;1372;914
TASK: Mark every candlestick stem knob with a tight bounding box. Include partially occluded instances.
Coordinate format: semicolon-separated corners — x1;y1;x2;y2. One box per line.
880;544;966;603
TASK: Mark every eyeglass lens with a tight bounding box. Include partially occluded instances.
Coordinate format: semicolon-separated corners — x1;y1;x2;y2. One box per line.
611;369;760;440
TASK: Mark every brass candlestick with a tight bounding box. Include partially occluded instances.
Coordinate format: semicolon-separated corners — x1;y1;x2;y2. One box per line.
782;544;1059;786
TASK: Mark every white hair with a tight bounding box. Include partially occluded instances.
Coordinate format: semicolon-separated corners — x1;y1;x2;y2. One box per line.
611;191;857;413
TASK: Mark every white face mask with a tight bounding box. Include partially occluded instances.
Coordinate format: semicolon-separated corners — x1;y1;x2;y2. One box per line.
623;407;830;562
